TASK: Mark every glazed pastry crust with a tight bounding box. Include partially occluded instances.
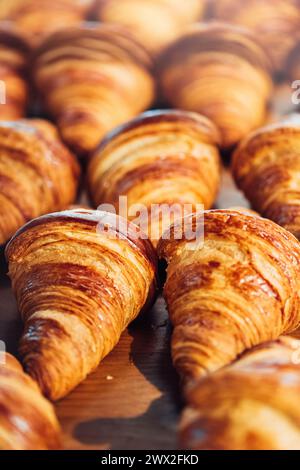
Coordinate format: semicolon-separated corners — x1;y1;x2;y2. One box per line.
180;337;300;450
0;353;61;450
88;110;221;246
6;209;158;400
0;119;80;245
158;209;300;384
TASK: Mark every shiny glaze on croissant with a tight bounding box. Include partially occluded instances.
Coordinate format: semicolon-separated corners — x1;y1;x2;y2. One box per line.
95;0;206;54
211;0;300;72
157;22;273;149
6;209;158;400
87;110;221;246
232;120;300;239
0;353;61;449
33;24;155;157
181;336;300;450
0;119;80;245
157;209;300;384
0;27;30;120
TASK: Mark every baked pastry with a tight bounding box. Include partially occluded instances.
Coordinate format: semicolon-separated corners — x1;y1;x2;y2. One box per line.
0;27;30;119
211;0;300;73
232;119;300;239
95;0;206;55
87;110;221;246
0;353;60;450
33;24;155;157
157;209;300;384
157;22;273;149
180;336;300;450
0;119;80;245
6;209;158;400
0;0;93;46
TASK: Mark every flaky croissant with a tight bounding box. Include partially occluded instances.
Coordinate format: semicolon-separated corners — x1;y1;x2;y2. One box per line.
33;24;155;157
6;209;158;400
157;22;273;149
180;336;300;450
95;0;206;55
0;119;80;245
87;110;221;246
0;27;30;120
232;119;300;239
157;209;300;384
0;353;61;450
211;0;300;73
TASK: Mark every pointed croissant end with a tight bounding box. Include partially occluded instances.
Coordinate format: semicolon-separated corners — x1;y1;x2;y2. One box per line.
6;209;158;400
158;209;300;385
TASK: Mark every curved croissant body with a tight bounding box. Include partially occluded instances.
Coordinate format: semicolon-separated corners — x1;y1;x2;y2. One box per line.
232;120;300;239
33;24;155;157
0;353;60;449
0;119;80;245
181;337;300;450
0;28;30;120
158;210;300;384
157;23;273;149
212;0;300;72
6;209;158;400
88;110;221;246
96;0;206;54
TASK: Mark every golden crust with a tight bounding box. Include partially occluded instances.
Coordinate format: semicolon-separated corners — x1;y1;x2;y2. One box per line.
5;209;158;400
0;119;80;245
157;22;273;149
232;119;300;239
0;353;61;450
158;209;300;383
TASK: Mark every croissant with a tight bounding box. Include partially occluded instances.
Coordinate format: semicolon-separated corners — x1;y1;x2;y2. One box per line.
0;0;93;46
157;209;300;384
6;209;158;400
157;22;273;149
211;0;300;73
0;119;80;245
180;336;300;450
232;120;300;239
95;0;206;55
0;352;61;449
33;24;155;157
0;27;30;120
87;110;221;246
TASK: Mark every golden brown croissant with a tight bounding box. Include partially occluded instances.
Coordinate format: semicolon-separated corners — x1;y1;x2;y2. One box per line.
211;0;300;73
0;119;80;245
87;110;221;246
157;22;273;149
0;352;61;449
33;24;155;157
232;120;300;239
0;0;93;46
0;27;30;120
95;0;206;55
157;209;300;384
180;336;300;450
6;209;158;400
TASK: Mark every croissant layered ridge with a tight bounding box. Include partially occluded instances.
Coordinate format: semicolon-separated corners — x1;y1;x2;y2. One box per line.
180;337;300;450
157;22;273;149
232;120;300;239
0;27;30;120
0;119;80;245
157;209;300;384
88;110;221;246
95;0;206;54
0;353;61;450
5;209;158;400
33;24;155;157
